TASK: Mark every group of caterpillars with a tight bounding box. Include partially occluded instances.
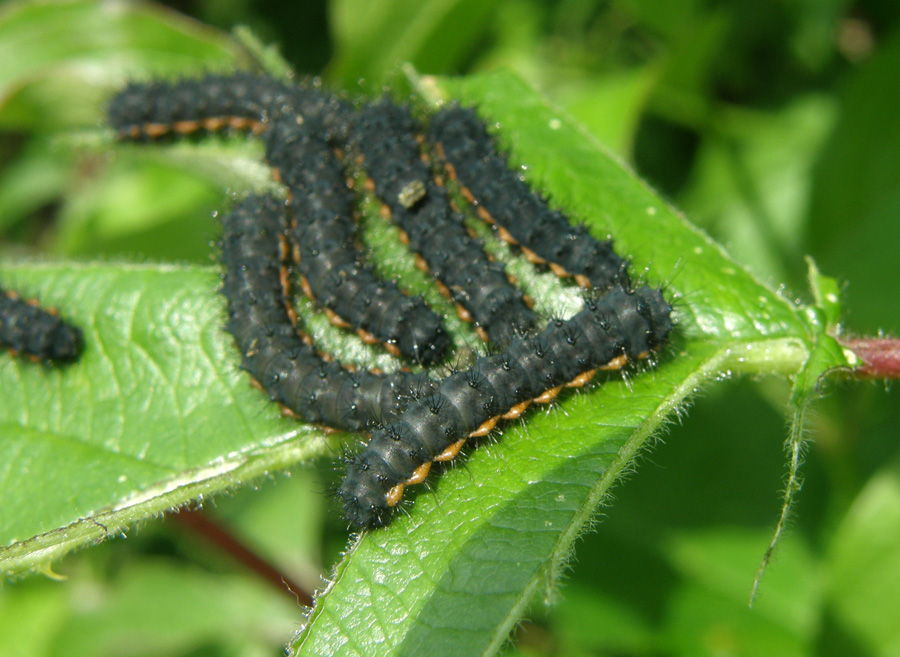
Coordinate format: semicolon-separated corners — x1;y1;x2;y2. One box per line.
2;72;673;529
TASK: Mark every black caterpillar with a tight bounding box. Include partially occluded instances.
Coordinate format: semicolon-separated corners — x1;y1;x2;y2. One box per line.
263;114;448;364
350;100;538;346
108;72;352;143
338;285;672;528
0;289;83;364
105;73;672;530
220;193;437;431
110;75;446;363
428;105;630;290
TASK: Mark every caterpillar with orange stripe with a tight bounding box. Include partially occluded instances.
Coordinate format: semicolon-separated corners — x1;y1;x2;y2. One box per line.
105;73;673;529
350;99;538;347
264;113;449;363
0;289;83;364
220;193;439;430
338;285;672;528
428;105;630;290
110;74;446;363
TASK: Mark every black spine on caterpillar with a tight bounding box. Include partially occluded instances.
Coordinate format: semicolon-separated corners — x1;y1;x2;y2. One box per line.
220;194;437;432
107;72;353;142
338;285;673;529
350;100;538;347
263;115;450;365
427;106;630;290
0;290;83;364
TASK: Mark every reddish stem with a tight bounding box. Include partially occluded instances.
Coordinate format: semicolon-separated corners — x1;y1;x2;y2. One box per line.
173;508;314;607
840;337;900;379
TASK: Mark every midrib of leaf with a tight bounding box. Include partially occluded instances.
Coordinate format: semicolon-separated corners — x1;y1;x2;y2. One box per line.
0;418;328;575
482;336;810;655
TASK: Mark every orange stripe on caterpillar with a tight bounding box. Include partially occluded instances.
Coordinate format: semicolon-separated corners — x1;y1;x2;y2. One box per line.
428;106;630;292
339;285;672;528
0;289;83;364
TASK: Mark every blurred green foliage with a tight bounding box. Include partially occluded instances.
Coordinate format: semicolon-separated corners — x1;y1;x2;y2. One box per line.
1;1;899;656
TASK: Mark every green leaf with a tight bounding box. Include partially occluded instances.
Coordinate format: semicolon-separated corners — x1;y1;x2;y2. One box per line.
0;263;331;575
2;3;895;655
0;0;261;260
50;140;276;262
806;256;842;330
0;0;242;130
679;95;838;284
328;0;498;90
826;458;900;655
288;70;827;656
809;28;900;332
662;528;819;657
0;136;72;233
52;156;225;261
51;559;298;657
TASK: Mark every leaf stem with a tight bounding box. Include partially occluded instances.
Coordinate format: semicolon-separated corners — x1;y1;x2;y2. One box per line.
840;337;900;378
173;508;313;607
749;400;807;607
